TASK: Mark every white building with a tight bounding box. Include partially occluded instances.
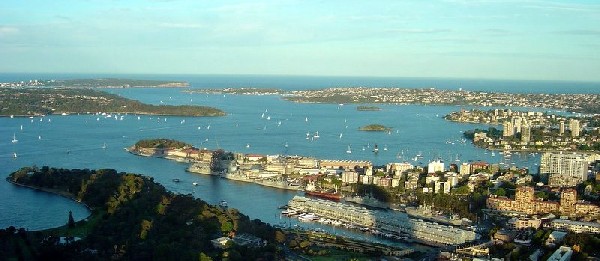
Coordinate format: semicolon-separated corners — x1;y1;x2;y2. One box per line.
540;152;589;187
428;160;445;173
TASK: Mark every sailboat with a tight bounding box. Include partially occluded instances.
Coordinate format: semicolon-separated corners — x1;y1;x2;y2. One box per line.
313;131;320;139
102;143;107;149
11;133;18;143
346;145;352;154
306;132;310;140
339;133;343;139
13;152;17;158
246;143;250;148
383;145;388;151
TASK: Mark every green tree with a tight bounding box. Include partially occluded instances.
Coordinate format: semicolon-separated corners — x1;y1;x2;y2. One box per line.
68;211;75;228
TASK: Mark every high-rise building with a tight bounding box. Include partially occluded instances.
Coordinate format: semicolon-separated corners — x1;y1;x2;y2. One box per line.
540;152;588;187
513;117;523;134
559;121;565;135
569;119;580;137
503;121;514;137
521;124;531;143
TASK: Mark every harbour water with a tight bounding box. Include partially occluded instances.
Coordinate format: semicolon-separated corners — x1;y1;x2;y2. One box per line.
1;74;594;242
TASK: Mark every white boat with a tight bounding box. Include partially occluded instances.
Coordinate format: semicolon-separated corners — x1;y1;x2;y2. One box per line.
246;143;250;148
11;133;18;143
266;116;271;120
284;142;288;148
261;112;265;118
339;133;343;139
20;125;23;131
192;182;198;186
102;143;107;149
38;136;41;140
219;200;228;208
13;152;17;158
305;117;308;122
346;145;352;154
306;132;310;139
383;145;388;151
313;131;320;138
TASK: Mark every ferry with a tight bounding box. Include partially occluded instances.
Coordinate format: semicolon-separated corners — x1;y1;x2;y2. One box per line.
305;190;343;201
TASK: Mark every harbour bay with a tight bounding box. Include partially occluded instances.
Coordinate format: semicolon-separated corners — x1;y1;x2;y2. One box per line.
1;75;583;247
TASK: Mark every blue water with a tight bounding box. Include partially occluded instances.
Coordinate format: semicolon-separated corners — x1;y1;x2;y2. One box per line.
0;74;597;241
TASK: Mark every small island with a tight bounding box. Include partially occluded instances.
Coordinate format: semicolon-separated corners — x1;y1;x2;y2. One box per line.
357;106;381;111
0;87;225;117
359;124;392;132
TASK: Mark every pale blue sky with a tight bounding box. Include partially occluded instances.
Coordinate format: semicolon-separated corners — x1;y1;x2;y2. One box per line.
1;0;599;81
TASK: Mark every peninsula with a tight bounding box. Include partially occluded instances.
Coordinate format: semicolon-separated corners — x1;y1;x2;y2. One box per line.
447;108;600;152
4;166;280;260
188;87;600;114
0;78;189;88
2;166;416;260
0;87;225;117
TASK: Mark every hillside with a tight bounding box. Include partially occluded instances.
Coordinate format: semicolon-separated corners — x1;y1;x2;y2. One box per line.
3;167;280;260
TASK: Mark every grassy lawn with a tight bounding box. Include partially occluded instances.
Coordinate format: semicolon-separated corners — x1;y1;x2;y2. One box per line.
42;210;104;238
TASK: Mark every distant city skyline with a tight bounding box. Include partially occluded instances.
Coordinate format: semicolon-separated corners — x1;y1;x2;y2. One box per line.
1;0;599;82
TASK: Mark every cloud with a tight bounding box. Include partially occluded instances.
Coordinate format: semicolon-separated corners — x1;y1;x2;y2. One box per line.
555;30;600;36
0;26;19;35
524;2;600;13
158;22;206;29
386;28;452;34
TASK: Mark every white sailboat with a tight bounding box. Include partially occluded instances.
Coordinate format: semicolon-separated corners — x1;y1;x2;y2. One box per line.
11;133;18;143
306;132;310;139
102;143;107;149
339;133;343;139
313;131;320;139
383;145;388;151
13;152;17;158
346;145;352;154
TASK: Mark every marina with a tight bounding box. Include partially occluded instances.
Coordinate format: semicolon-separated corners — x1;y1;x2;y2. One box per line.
286;196;478;246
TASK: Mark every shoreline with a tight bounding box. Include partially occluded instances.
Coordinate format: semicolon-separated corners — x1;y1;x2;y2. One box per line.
5;178;93;224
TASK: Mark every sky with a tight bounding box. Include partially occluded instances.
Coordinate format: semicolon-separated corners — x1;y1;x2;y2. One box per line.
0;0;599;81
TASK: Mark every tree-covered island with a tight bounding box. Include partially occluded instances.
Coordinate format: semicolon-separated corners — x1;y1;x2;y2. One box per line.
0;88;225;117
359;124;392;132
